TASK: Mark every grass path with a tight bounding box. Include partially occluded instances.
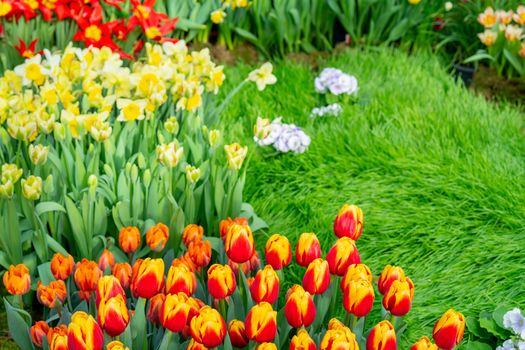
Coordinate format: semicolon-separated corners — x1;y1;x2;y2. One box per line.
220;48;525;345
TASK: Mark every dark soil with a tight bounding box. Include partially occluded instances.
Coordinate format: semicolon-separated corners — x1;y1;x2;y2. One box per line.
471;66;525;109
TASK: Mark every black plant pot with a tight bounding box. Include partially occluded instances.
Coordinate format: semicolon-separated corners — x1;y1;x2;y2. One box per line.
452;64;476;87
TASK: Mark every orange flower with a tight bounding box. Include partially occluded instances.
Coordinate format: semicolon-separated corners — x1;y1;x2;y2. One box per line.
333;204;364;240
264;234;292;270
188;239;211;268
166;264;196;296
250;265;280;304
321;327;359;350
257;343;277;350
74;258;102;292
30;320;49;347
119;226;141;254
173;253;197;272
328;318;346;330
295;232;321;267
224;223;255;264
245;302;277;343
50;253;74;280
187;339;208;350
160;292;200;332
131;258;165;299
96;275;125;307
302;258;330;295
290;329;316;350
107;340;130;350
377;265;405;295
183;224;204;247
148;293;166;325
47;325;68;350
98;294;130;337
284;285;316;328
410;336;438;350
478;7;497;28
228;320;249;348
207;264;236;299
98;249;115;271
382;277;414;317
343;279;375;317
112;262;132;289
326;237;360;276
219;217;248;240
146;223;169;252
67;311;104;350
190;306;227;348
3;264;31;295
341;264;373;291
36;280;67;308
366;321;396;350
432;309;465;350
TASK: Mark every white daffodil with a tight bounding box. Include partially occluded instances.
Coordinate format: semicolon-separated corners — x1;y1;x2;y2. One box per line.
116;99;148;122
14;54;49;86
248;62;277;91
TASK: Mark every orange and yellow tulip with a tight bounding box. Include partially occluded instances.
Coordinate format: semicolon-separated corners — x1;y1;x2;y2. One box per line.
112;262;132;289
328;318;346;330
342;279;374;317
187;339;208;350
219;217;248;240
36;280;67;308
264;234;292;270
341;264;373;292
98;294;130;337
166;264;196;296
295;232;321;267
67;311;104;350
148;293;166;325
302;258;330;295
3;264;31;295
284;285;316;328
131;258;165;299
50;253;74;280
382;277;414;316
320;327;359;350
119;226;141;254
47;325;68;350
96;275;125;307
146;223;169;252
333;204;364;240
290;329;317;350
257;343;278;350
224;223;255;263
245;302;277;343
410;336;438;350
207;264;236;299
106;340;130;350
432;309;465;350
160;292;200;333
30;320;49;347
74;259;102;292
250;265;280;304
183;224;204;247
366;321;397;350
228;320;249;348
190;306;227;348
326;237;360;276
98;249;115;272
378;265;405;295
188;239;212;268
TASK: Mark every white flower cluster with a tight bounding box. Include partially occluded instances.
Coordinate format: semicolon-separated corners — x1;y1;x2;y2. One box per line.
497;308;525;350
315;68;358;96
254;117;310;154
311;103;343;118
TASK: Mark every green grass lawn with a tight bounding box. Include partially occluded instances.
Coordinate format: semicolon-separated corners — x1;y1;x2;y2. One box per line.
220;47;525;346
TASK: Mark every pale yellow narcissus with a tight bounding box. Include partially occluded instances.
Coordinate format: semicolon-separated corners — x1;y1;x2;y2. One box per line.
116;99;148;122
248;62;277;91
13;55;48;86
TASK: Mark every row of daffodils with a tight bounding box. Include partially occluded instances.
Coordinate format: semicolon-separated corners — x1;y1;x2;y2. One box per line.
3;204;465;349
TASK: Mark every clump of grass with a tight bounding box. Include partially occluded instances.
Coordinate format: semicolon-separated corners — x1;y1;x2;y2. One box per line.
220;48;525;346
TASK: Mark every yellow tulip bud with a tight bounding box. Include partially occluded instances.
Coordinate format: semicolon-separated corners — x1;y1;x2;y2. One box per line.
209;129;221;147
0;180;14;199
224;143;248;170
185;165;201;184
29;144;49;165
21;175;43;201
164;117;179;134
1;164;23;184
53;122;65;141
211;9;227;24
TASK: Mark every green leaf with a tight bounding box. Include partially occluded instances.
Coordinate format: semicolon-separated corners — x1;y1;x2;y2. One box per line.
466;316;490;339
492;306;508;329
131;297;147;350
479;312;509;339
460;341;493;350
37;262;55;285
35;202;66;216
64;196;89;258
464;51;495;64
3;298;33;350
503;49;524;76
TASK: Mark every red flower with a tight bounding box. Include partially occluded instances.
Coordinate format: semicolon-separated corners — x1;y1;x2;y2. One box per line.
14;38;42;59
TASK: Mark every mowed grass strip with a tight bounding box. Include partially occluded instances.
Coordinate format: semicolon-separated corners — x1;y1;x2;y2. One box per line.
220;47;525;345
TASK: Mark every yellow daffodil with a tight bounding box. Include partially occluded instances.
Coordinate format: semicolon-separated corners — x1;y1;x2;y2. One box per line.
211;9;227;24
116;99;148;122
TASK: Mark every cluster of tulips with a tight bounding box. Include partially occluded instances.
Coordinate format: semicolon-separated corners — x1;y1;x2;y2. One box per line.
2;204;465;349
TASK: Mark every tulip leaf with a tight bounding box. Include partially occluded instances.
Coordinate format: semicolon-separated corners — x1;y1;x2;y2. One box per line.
37;262;54;285
222;334;233;350
35;201;66;216
3;298;33;350
131;297;147;350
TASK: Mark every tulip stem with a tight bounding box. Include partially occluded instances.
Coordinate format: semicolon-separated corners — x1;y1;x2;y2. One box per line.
18;295;24;310
218;299;228;321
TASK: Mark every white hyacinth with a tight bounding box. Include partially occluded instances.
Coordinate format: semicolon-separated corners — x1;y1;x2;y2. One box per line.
314;68;358;96
311;103;343;118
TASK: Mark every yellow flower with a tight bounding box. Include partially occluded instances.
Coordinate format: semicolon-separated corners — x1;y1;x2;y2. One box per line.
248;62;277;91
211;10;226;24
29;144;49;165
13;55;48;86
209;129;221;147
408;0;421;4
478;7;497;28
478;30;498;46
253;117;272;141
0;180;14;199
7;114;38;142
496;10;514;26
1;164;23;184
164;117;179;134
207;66;225;94
0;1;13;16
156;141;184;168
519;42;525;58
117;99;148;122
185;165;201;184
505;25;523;42
90;120;112;142
224;143;248;170
514;6;525;25
21;175;43;201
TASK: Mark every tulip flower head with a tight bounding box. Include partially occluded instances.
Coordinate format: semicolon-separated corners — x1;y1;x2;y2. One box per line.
98;249;115;272
290;329;317;350
98;294;130;337
30;321;49;347
118;226;141;254
295;232;322;267
37;280;67;309
382;277;414;317
343;279;375;317
50;253;74;280
302;258;331;295
321;327;359;350
74;259;102;293
219;217;248;240
207;264;237;299
245;302;278;343
146;223;170;252
166;263;196;296
107;340;130;350
95;275;125;307
284;285;316;328
188;239;212;268
410;336;438;350
378;265;406;295
67;311;104;350
3;264;31;295
257;343;278;350
190;306;227;348
333;204;364;240
228;319;249;348
366;321;397;350
250;265;280;304
131;258;165;299
224;223;255;263
183;224;204;247
112;262;132;289
148;293;166;325
265;234;292;270
432;309;465;350
160;292;200;333
341;264;373;291
48;325;68;350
